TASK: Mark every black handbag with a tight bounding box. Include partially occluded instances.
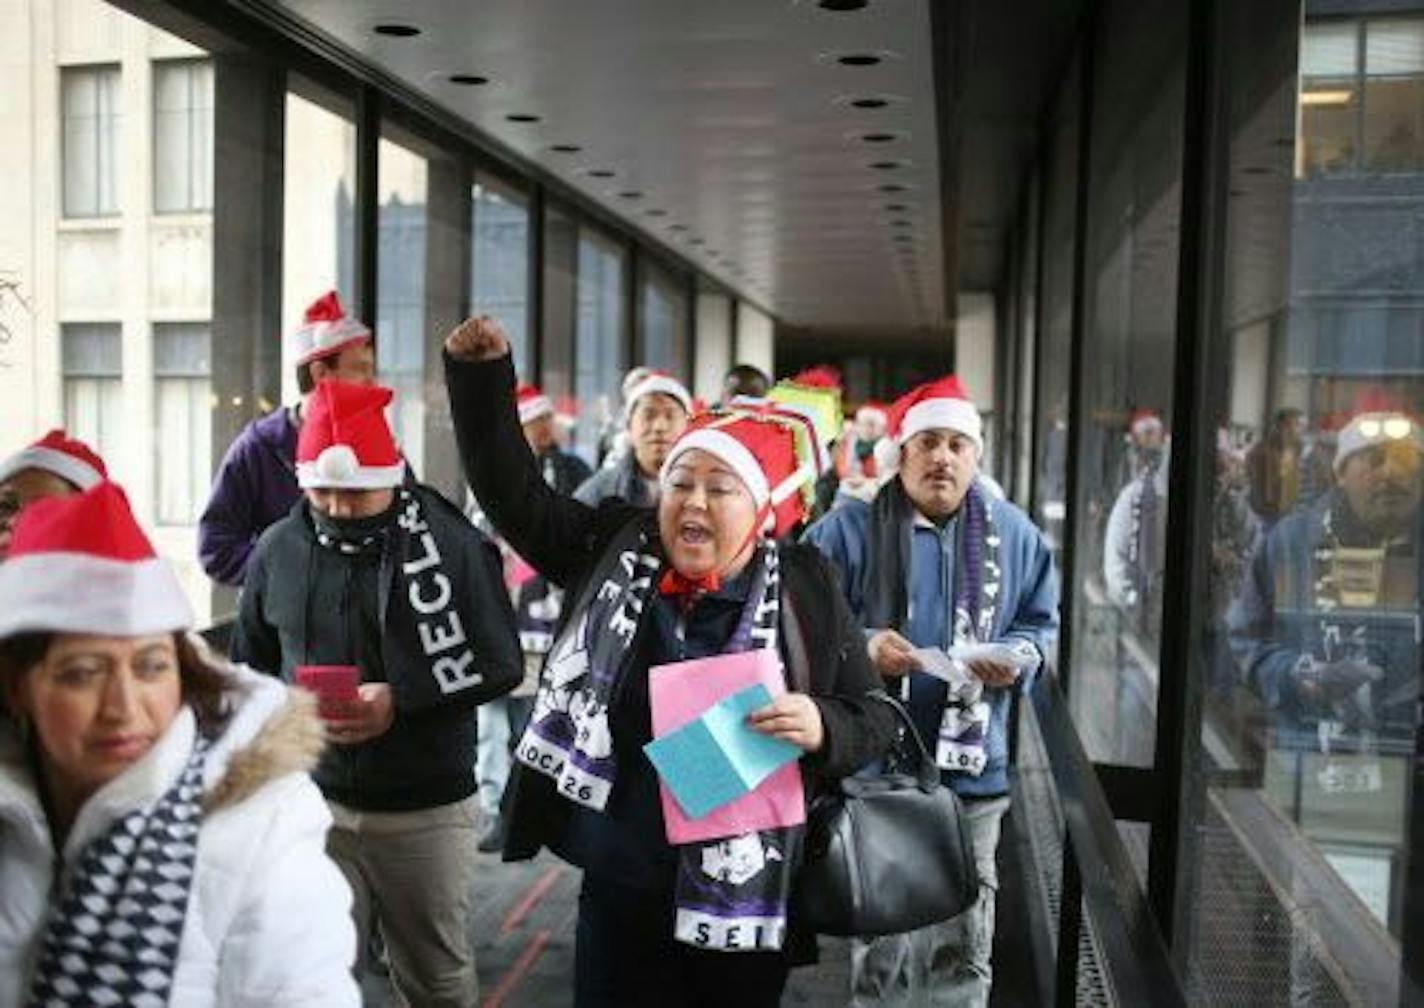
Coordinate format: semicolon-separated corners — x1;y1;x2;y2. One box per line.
793;691;981;937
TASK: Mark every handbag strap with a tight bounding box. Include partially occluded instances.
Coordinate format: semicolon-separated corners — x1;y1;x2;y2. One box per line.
782;593;811;693
868;689;940;793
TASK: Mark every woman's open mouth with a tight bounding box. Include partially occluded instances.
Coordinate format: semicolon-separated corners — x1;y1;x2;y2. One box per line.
679;521;713;546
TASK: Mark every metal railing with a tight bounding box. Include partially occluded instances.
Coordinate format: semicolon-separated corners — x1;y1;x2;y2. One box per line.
1026;670;1187;1007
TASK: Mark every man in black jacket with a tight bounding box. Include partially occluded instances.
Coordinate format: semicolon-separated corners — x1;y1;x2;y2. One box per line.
232;379;521;1007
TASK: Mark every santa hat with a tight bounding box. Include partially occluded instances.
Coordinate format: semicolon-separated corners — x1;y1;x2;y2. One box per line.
0;429;107;491
888;375;983;454
516;383;554;425
1334;412;1424;473
660;408;816;537
625;371;692;417
290;290;372;368
789;365;843;391
0;481;192;639
296;380;405;490
855;402;889;430
1128;409;1164;436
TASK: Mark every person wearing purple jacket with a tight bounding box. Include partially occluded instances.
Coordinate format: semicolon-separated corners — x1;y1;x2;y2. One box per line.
198;291;376;587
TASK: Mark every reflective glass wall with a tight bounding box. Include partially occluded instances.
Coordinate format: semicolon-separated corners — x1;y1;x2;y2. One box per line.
1006;0;1424;1001
1180;2;1424;1003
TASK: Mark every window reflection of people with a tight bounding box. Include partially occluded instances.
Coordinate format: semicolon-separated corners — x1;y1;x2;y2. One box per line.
1229;410;1423;793
1246;408;1307;528
1103;441;1170;638
1124;409;1167;485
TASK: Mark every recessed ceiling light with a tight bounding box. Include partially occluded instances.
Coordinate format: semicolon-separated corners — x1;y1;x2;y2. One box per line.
850;97;890;109
878;183;907;193
869;160;904;170
506;113;541;123
617;190;644;200
549;143;582;153
448;73;488;86
819;0;869;10
861;132;898;143
374;23;420;37
587;169;616;178
884;203;908;212
837;53;882;67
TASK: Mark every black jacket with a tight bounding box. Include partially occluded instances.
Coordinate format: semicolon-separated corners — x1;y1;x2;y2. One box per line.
444;350;898;863
231;484;520;812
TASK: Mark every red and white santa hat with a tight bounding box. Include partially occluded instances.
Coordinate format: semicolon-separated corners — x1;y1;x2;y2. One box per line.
290;290;373;368
624;370;693;417
887;375;983;454
0;430;108;492
296;380;405;490
1334;412;1424;473
1128;409;1164;436
855;401;890;430
516;383;555;426
0;481;192;638
660;408;815;537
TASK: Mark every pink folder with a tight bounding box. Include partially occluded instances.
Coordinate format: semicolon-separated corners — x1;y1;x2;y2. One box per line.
648;650;806;844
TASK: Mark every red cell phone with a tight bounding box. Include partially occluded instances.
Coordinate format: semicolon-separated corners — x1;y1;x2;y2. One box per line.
295;665;361;719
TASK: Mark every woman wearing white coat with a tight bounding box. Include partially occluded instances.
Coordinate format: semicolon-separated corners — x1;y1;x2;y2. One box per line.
0;479;358;1008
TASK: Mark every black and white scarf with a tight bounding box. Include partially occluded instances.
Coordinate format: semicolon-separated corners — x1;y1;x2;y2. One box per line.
27;737;209;1008
516;518;801;952
865;478;1001;775
311;484;519;712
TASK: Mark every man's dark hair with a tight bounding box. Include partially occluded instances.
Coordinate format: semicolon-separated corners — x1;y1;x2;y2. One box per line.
296;361;316;395
723;364;771;399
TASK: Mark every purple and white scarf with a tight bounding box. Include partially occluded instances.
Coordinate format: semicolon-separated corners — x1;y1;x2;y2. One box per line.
516;518;801;951
865;479;1001;775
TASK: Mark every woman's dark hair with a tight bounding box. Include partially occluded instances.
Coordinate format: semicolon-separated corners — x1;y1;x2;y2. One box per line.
0;631;233;730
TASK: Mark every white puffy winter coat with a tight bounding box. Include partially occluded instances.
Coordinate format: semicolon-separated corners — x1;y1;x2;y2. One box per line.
0;662;359;1007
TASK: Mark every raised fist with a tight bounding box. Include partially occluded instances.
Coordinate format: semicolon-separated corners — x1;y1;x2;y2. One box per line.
445;315;510;362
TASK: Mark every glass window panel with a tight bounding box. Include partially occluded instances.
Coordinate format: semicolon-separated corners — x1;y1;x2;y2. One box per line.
153;321;210;376
1033;54;1081;554
61;322;122;376
377;134;428;473
61;65;121;218
640;257;689;380
153;321;211;525
1180;5;1424;1004
1363;18;1424;173
281;85;356;399
1300;85;1359;178
1068;0;1187;767
153;59;214;213
541;202;578;407
1366;18;1424;75
1302;21;1361;77
470;174;531;377
575;227;627;466
61;323;124;466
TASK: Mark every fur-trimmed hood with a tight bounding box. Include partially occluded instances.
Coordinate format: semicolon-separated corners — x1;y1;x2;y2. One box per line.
0;640;360;1007
0;644;327;859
